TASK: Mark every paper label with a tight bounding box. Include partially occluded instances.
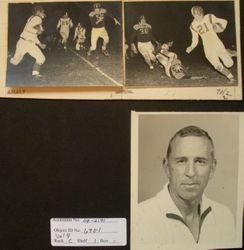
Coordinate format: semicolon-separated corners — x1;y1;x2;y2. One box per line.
50;218;127;246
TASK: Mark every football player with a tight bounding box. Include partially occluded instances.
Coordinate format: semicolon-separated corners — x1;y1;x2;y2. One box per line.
130;15;156;70
186;6;235;83
57;12;73;50
156;42;176;77
10;5;46;78
156;41;207;80
87;2;120;57
73;22;86;51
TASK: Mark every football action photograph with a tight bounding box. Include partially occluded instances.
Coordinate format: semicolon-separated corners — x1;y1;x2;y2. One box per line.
6;1;123;87
125;0;241;88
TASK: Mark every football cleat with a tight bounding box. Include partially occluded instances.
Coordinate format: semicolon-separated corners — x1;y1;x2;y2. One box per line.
87;50;92;57
32;74;46;82
227;77;236;84
102;49;109;56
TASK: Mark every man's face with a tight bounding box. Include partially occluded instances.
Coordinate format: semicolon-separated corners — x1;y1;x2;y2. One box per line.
140;17;147;25
192;12;203;21
94;5;101;13
164;135;216;202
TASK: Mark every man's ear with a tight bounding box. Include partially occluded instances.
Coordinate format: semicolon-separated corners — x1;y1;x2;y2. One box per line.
163;157;170;179
209;159;217;180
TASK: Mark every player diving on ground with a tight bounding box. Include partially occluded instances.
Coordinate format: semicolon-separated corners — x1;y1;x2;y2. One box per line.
155;41;207;80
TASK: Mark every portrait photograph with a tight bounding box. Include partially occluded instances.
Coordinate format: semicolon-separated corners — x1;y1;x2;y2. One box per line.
6;1;123;87
131;112;243;250
125;0;242;89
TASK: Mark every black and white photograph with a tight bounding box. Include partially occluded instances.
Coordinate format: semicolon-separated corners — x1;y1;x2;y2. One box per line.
131;112;243;250
6;1;123;87
125;0;241;88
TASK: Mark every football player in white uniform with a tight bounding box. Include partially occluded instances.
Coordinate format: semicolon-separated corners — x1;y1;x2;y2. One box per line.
57;12;73;50
186;6;235;82
73;23;86;51
130;15;156;70
156;41;206;80
156;41;176;77
87;2;120;57
10;5;46;78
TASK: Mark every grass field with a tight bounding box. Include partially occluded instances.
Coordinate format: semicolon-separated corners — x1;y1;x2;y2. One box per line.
125;53;238;88
6;41;123;87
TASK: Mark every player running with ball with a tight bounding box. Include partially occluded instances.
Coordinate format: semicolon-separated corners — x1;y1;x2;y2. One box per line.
186;6;235;83
10;5;46;79
57;12;73;50
87;2;120;57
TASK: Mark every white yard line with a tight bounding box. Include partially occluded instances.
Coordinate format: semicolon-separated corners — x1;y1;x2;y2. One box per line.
69;48;121;86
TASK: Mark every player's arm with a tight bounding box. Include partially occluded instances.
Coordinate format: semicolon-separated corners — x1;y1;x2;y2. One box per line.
27;17;45;46
56;19;61;30
130;27;138;54
73;27;77;40
104;9;120;25
148;26;157;44
27;16;43;35
211;14;228;31
69;19;74;28
186;26;199;54
89;12;97;27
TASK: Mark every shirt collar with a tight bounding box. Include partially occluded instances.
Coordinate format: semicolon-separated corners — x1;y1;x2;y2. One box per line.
156;183;212;219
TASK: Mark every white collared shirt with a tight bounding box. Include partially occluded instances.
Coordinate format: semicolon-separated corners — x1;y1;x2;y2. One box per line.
134;184;235;250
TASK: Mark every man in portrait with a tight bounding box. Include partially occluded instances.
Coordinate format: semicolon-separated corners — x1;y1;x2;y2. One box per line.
136;125;236;249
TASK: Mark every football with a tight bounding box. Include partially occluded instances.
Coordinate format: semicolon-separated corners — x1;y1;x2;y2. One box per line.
212;23;225;33
34;24;44;35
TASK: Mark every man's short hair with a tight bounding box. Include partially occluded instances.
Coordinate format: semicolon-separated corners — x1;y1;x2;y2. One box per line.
32;4;44;15
191;6;204;16
93;2;101;9
166;125;215;159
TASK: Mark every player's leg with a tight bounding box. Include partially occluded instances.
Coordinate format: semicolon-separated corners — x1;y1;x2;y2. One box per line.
205;46;234;81
100;28;110;56
138;42;154;69
87;28;99;56
218;42;234;68
79;37;85;50
62;31;69;49
75;37;80;51
148;42;156;63
10;39;27;66
28;43;46;77
156;54;171;77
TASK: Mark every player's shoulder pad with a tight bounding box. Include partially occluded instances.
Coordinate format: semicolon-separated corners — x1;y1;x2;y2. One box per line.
133;24;140;30
207;13;217;24
89;11;96;17
100;8;107;14
190;23;197;32
29;15;42;27
146;23;152;29
31;15;42;23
